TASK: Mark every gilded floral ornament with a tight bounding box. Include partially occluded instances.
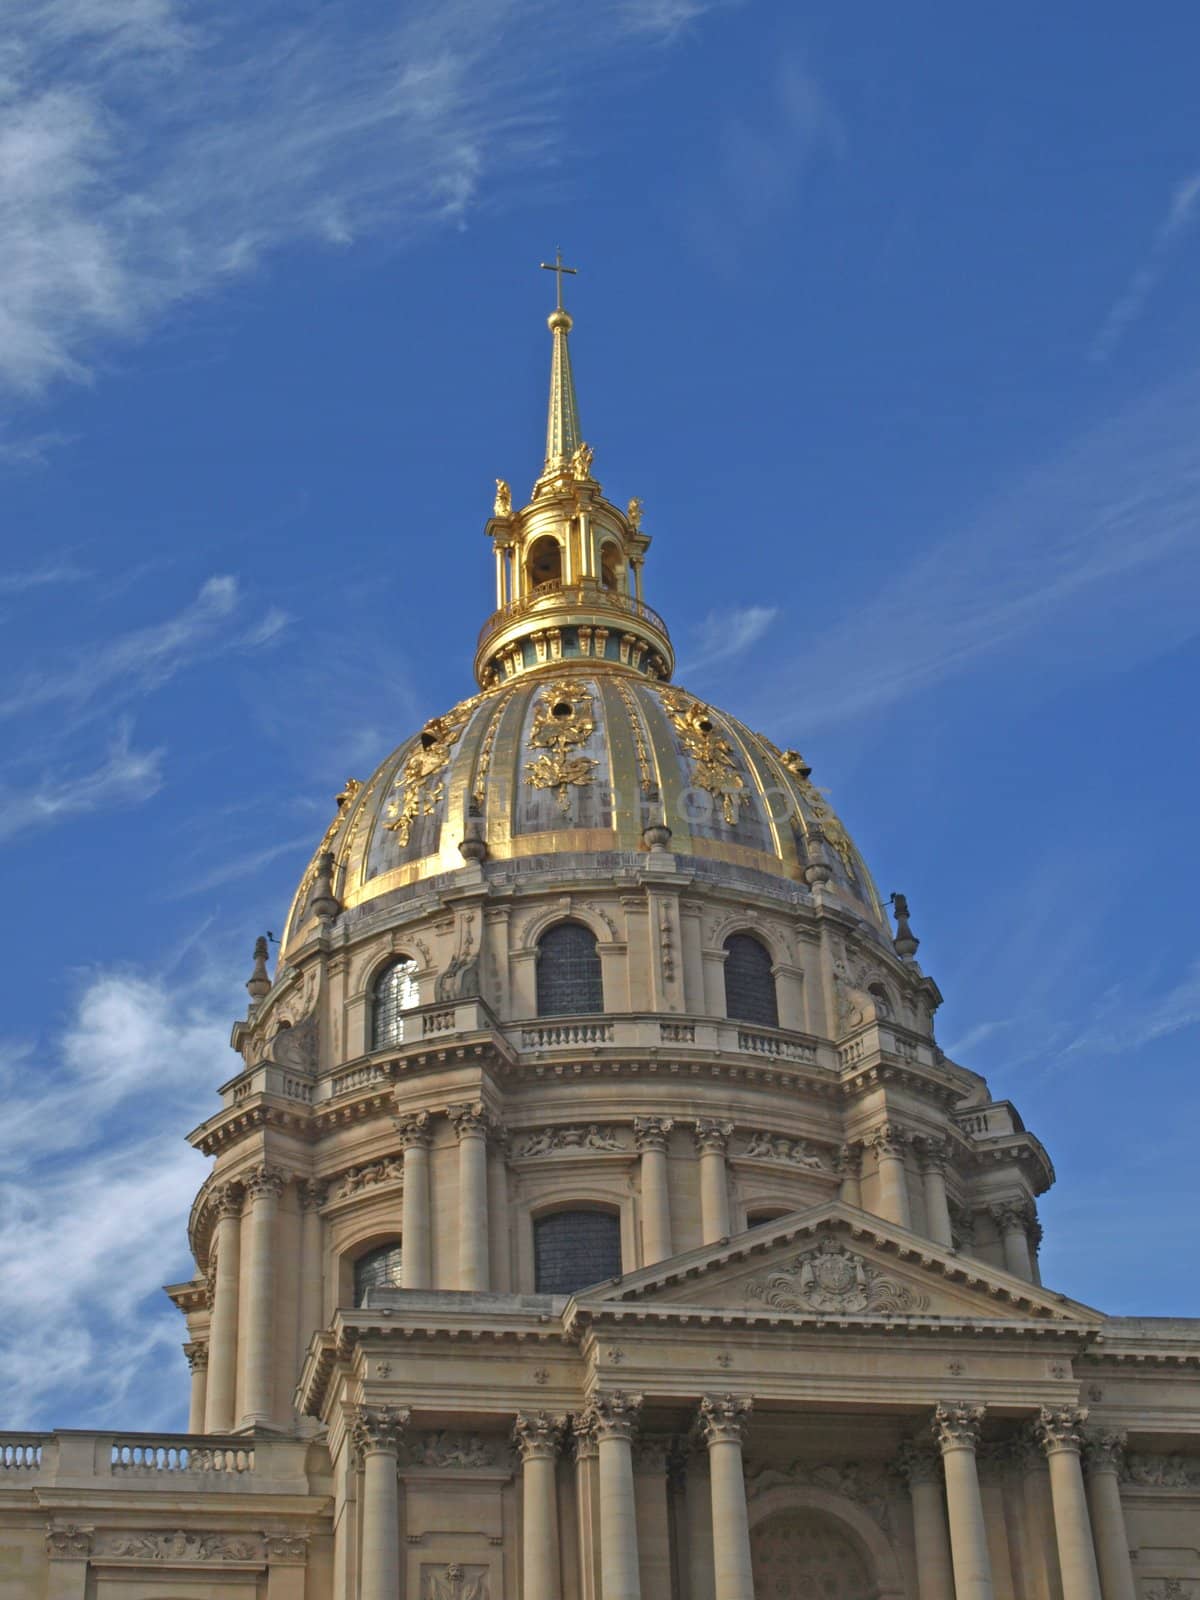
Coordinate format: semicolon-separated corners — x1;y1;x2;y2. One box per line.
659;688;747;825
294;777;361;907
524;680;598;812
384;700;475;844
778;747;857;878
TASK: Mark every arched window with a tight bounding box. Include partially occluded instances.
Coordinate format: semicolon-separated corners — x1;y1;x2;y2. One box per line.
534;1209;622;1294
536;922;603;1016
747;1208;790;1229
354;1243;403;1306
527;535;562;590
600;542;621;592
372;957;419;1049
723;933;778;1028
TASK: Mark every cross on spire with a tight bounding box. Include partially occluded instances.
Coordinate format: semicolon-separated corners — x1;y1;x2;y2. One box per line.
540;248;578;312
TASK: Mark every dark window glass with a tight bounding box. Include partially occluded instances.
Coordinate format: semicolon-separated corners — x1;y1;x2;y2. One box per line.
354;1243;403;1306
724;933;778;1027
372;958;418;1049
536;922;603;1016
534;1210;622;1294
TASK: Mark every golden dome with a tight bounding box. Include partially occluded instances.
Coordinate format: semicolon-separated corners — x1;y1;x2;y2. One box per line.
281;667;885;956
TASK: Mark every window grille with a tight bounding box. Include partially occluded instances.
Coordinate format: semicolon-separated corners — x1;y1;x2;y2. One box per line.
534;1210;622;1294
723;933;778;1027
354;1243;403;1306
536;922;603;1016
372;957;419;1049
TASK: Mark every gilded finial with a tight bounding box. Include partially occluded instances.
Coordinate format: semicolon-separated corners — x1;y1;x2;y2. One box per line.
494;479;512;518
627;496;644;530
891;892;920;960
540;251;583;472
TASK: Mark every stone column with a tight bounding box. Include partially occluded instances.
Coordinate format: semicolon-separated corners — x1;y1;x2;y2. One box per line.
977;1444;1017;1600
205;1183;243;1433
835;1143;863;1209
297;1180;326;1365
586;1392;644;1600
694;1121;733;1243
352;1405;408;1600
635;1118;674;1265
1035;1409;1103;1600
515;1412;566;1600
699;1395;755;1600
870;1124;912;1229
185;1345;208;1434
240;1166;286;1429
398;1112;433;1289
1016;1430;1064;1600
896;1440;955;1600
45;1526;92;1600
1082;1431;1135;1600
573;1420;601;1600
932;1403;994;1600
918;1142;954;1248
635;1436;675;1598
992;1203;1035;1281
449;1103;490;1291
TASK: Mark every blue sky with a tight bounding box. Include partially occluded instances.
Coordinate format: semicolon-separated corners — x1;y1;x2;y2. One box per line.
2;0;1199;1432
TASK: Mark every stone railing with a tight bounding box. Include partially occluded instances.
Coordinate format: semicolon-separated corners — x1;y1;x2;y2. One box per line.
953;1101;1024;1139
508;1014;835;1071
735;1027;818;1063
0;1431;310;1493
0;1438;42;1471
111;1438;254;1475
520;1020;615;1049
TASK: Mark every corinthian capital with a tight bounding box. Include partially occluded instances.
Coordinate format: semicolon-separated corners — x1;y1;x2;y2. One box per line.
245;1165;289;1202
581;1391;643;1444
989;1200;1031;1234
932;1402;985;1453
298;1178;328;1211
693;1119;733;1155
184;1342;209;1374
634;1116;673;1154
446;1102;492;1141
1035;1406;1088;1456
350;1404;410;1459
869;1122;908;1158
513;1411;566;1462
211;1180;245;1221
396;1110;433;1149
1081;1428;1126;1476
698;1393;753;1447
894;1438;942;1486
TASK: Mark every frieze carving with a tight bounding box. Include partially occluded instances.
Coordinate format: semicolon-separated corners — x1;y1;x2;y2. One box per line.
515;1124;625;1157
406;1431;504;1469
298;1178;328;1210
421;1563;490;1600
332;1156;404;1200
45;1525;92;1558
743;1130;826;1169
97;1529;263;1561
1122;1452;1200;1488
524;680;598;812
749;1239;929;1315
264;1531;310;1562
584;900;618;937
384;701;475;844
747;1459;892;1529
658;687;748;825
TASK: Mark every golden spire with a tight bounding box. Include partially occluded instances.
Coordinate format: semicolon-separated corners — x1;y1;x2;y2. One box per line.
540;250;582;472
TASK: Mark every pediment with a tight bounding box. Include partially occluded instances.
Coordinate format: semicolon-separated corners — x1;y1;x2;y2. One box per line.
573;1203;1103;1328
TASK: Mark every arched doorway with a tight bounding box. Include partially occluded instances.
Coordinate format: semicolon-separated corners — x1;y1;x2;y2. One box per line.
750;1508;875;1600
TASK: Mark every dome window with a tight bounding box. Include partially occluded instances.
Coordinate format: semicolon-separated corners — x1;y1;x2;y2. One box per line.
534;1209;622;1294
372;957;419;1050
723;933;779;1029
527;535;562;592
600;542;621;592
536;922;603;1016
353;1243;403;1306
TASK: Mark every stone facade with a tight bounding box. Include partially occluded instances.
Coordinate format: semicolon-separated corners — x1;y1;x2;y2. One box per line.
1;292;1197;1600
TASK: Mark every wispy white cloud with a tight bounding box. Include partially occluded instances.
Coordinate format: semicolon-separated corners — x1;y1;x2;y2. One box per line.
0;963;231;1426
0;0;730;400
681;603;779;675
1090;170;1200;362
0;556;88;592
0;720;165;843
1062;956;1200;1058
166;833;312;899
756;367;1200;732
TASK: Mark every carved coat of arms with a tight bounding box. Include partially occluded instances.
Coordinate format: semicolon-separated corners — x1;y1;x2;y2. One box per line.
749;1239;927;1315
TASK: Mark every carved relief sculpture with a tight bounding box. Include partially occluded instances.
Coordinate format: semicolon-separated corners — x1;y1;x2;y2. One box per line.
749;1239;929;1315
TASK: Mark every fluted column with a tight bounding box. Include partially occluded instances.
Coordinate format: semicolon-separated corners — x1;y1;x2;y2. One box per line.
297;1180;326;1369
932;1403;994;1600
449;1103;491;1291
870;1124;912;1228
635;1118;674;1265
699;1395;755;1600
1036;1409;1103;1600
694;1121;733;1243
352;1405;408;1600
918;1143;954;1248
585;1392;644;1600
992;1203;1034;1280
398;1112;433;1289
1082;1431;1135;1600
835;1143;863;1209
240;1165;286;1428
516;1411;566;1600
185;1345;208;1434
896;1440;955;1600
204;1184;243;1433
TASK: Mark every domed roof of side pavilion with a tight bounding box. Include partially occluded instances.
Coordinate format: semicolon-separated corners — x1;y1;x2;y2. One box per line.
279;273;888;958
